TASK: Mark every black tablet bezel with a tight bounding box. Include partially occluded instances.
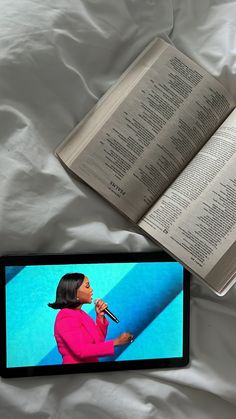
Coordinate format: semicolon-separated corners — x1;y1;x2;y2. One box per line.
0;251;190;378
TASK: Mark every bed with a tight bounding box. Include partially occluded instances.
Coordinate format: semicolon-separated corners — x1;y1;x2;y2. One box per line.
1;0;236;418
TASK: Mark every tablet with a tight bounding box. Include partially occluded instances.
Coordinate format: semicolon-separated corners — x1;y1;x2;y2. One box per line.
0;252;190;378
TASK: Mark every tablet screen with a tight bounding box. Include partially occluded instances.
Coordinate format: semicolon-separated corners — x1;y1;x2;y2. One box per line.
0;252;189;377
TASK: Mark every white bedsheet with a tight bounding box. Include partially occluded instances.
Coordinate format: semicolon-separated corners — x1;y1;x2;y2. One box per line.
1;1;236;418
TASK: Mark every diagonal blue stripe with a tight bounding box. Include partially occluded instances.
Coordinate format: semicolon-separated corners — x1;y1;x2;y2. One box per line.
97;262;183;361
5;266;25;283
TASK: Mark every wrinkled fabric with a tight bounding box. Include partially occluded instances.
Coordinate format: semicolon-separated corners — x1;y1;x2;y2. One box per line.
0;1;236;418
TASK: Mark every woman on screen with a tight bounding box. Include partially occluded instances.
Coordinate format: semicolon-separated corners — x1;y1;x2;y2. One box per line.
48;273;133;364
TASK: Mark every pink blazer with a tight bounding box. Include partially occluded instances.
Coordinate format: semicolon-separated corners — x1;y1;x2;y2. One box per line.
54;308;115;364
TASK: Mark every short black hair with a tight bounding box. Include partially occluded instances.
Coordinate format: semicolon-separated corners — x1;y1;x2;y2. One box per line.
48;273;85;309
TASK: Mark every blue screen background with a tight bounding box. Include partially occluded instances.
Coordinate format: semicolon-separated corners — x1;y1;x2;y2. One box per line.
5;261;184;367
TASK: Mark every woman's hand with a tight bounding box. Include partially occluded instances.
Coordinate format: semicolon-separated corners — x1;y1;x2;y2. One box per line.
113;332;134;346
95;299;108;320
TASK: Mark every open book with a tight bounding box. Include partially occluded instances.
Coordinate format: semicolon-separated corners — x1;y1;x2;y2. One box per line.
56;38;236;296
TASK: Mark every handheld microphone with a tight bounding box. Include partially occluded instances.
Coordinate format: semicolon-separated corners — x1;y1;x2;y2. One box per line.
94;299;120;323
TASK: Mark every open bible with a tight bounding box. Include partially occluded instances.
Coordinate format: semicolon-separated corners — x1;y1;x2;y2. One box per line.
56;38;236;295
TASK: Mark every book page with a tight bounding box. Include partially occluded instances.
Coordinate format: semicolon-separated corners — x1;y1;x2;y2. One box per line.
56;38;168;162
139;110;236;294
57;38;235;222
